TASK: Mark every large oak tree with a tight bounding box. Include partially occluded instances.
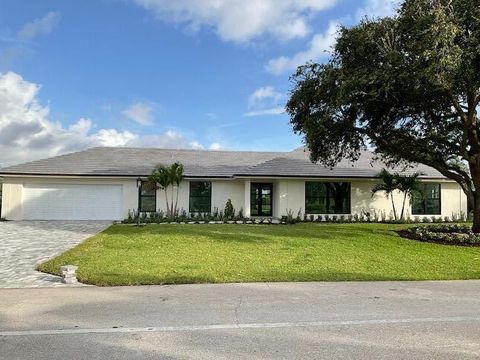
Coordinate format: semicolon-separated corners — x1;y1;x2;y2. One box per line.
287;0;480;231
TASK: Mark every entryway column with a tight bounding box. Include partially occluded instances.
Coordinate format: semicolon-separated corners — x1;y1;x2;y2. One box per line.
244;179;251;218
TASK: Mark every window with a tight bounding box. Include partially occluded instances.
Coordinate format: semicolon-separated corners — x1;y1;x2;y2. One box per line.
250;183;273;216
412;183;441;215
189;181;211;213
139;181;156;212
305;182;351;214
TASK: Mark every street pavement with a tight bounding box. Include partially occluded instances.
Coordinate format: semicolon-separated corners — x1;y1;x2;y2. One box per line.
1;281;480;359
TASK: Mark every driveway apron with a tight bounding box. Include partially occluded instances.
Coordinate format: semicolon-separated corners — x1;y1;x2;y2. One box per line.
0;221;110;288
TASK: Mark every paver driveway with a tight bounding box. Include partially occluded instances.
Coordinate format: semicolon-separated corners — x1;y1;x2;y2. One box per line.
0;221;111;288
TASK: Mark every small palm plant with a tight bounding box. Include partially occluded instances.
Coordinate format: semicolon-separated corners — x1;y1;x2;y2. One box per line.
372;169;399;221
395;172;423;220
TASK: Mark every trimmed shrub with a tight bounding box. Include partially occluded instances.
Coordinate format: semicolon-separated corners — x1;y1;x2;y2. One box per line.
224;199;235;220
400;224;480;246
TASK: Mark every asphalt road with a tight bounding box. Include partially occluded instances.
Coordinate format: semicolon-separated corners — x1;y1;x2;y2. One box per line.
1;281;480;359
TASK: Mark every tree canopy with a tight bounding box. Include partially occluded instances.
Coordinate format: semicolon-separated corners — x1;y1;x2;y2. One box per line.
286;0;480;230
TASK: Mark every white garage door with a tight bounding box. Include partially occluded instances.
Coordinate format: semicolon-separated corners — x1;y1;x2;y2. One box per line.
23;184;123;220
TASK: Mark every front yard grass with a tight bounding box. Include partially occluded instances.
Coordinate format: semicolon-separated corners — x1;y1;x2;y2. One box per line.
38;223;480;286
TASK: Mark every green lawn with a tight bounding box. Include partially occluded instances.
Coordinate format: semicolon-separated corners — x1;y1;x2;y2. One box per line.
38;223;480;286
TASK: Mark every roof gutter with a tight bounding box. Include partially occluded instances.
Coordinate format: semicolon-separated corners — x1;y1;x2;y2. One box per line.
0;172;449;181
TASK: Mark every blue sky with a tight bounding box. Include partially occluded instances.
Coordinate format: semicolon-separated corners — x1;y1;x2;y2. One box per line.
0;0;398;165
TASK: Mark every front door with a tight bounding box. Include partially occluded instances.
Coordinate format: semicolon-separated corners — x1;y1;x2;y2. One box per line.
250;183;273;216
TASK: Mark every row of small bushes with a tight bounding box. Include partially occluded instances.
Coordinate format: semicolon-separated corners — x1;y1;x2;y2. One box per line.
122;209;471;225
299;214;470;224
400;224;480;246
122;211;283;225
122;208;285;225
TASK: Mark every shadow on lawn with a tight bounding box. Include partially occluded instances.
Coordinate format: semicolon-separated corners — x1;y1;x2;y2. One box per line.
105;224;398;243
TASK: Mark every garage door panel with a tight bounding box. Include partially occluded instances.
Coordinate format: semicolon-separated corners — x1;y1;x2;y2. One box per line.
23;184;122;220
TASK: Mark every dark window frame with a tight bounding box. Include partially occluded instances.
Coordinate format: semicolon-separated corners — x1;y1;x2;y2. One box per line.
189;181;212;213
250;183;273;217
305;182;351;214
139;181;156;213
412;183;441;215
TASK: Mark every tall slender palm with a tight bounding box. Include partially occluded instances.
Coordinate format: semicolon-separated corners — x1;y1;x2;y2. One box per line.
396;172;423;220
149;166;171;215
372;169;399;220
169;162;184;216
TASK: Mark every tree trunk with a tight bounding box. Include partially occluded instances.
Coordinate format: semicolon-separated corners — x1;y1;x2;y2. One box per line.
174;184;180;215
390;194;397;221
400;192;407;220
472;191;480;233
164;189;170;217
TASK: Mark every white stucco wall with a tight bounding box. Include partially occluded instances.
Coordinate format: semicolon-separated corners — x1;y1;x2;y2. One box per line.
274;179;305;218
0;176;468;221
153;179;245;215
272;178;467;220
351;179;467;220
212;180;245;214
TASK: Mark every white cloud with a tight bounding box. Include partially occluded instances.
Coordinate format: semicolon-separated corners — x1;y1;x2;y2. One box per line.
132;0;338;43
17;11;60;40
244;107;285;117
0;72;209;166
266;21;339;75
264;0;399;76
356;0;400;20
244;86;285;117
209;142;222;150
189;140;204;149
248;86;282;109
123;102;154;125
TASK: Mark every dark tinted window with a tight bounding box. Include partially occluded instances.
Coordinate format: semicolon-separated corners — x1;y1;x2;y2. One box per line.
189;182;211;213
305;182;351;214
139;181;156;212
412;183;441;215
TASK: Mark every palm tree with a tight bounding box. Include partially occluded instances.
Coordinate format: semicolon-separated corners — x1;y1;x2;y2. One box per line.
169;162;184;216
148;163;184;217
148;166;171;215
372;169;399;220
395;172;423;220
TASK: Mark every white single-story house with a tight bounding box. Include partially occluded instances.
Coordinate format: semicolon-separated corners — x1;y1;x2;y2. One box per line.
0;147;467;221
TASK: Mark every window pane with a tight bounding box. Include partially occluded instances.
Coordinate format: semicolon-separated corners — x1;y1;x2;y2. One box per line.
306;197;326;213
412;195;425;214
189;181;211;213
251;183;273;216
140;196;156;212
140;182;155;196
425;199;441;215
306;182;327;197
306;182;350;214
328;183;351;214
191;182;211;197
412;184;441;215
139;181;156;212
425;184;440;199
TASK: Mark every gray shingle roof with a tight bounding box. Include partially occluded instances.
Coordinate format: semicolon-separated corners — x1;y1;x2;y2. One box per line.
0;146;445;179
